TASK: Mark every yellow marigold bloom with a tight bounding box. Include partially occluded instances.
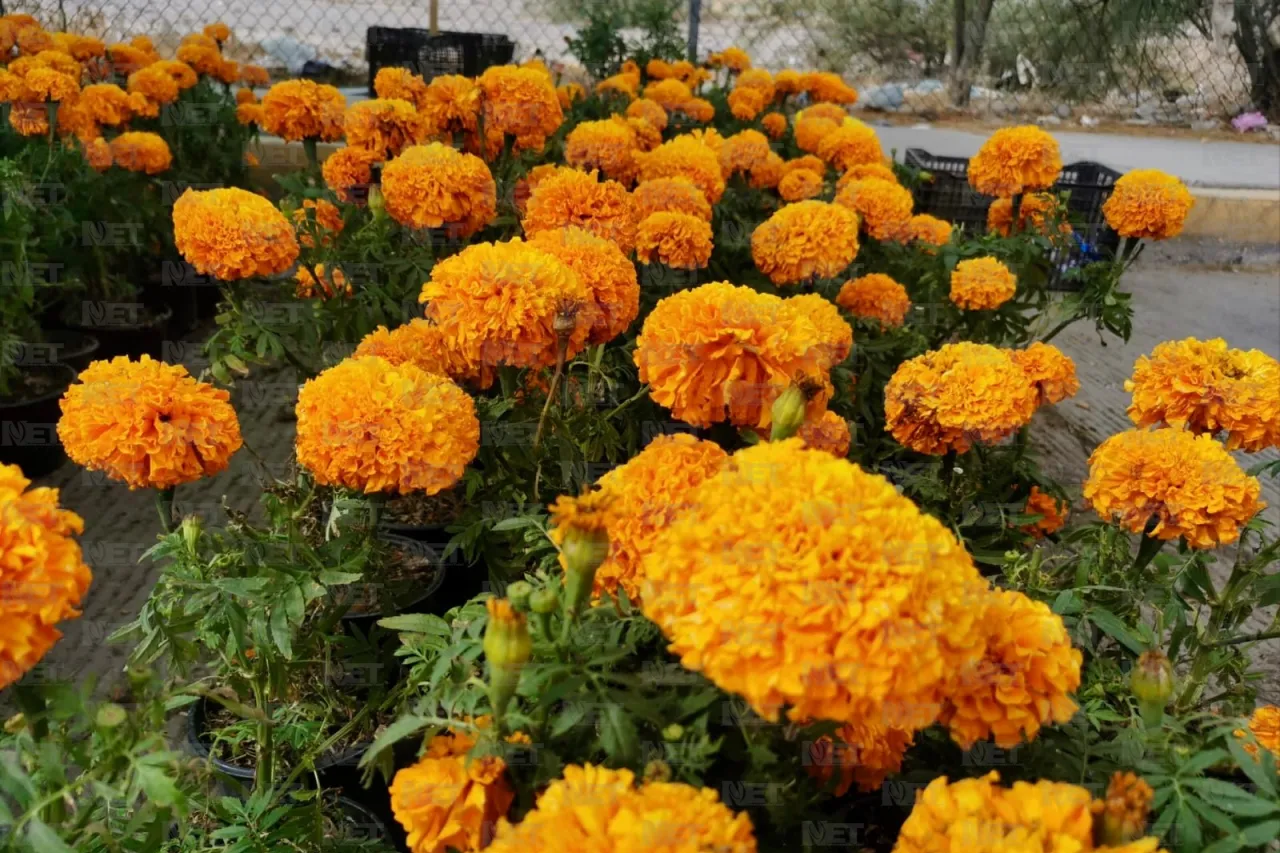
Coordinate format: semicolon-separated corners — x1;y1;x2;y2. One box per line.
8;102;48;135
643;77;694;111
646;57;675;79
529;226;640;345
716;46;752;71
522;168;637;253
781;155;825;178
54;33;104;62
21;66;78;101
1103;169;1194;240
180;32;218;50
748;151;784;190
373;66;426;104
778;169;823;202
0;69;26;102
343;98;428;160
234;102;261;125
1085;427;1264;548
1125;337;1280;452
675;96;716;123
127;63;178;105
968;124;1063;198
835;177;913;240
354;319;470;381
735;68;775;100
837;273;911;329
718;128;772;178
31;49;82;79
296;357;479;495
885;342;1039;455
624;114;661;150
0;464;92;691
797;409;852;457
803;71;858;104
817;120;884;173
793;114;839;154
83;136;112;171
565;117;642;185
686;126;725;155
292;198;344;248
635;211;713;270
75;82;132;124
783;292;853;368
751;200;860;286
596;72;639;100
513;163;576;213
105;43;150;74
727;86;766;120
633;176;712;221
760;111;787;139
153;59;198;90
486;764;757;853
108;131;171;174
15;25;54;55
419;74;480;136
943;589;1081;748
1023;485;1069;536
557;81;585;110
420;239;591;378
322;145;379;202
175;43;223;77
1013;342;1079;406
836;162;898;188
294;263;350;299
633;283;835;429
900;212;953;247
389;727;514;853
477;64;562;147
625;96;668;131
239;63;269;86
773;68;803;95
806;719;913;795
988;192;1071;237
641;439;986;728
172;187;299;281
204;22;231;42
260;79;346;141
58;355;242;489
381;142;496;237
636;135;726;204
949;256;1017;310
1236;705;1280;760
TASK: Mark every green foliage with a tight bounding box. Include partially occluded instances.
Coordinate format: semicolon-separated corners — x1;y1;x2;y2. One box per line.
561;0;686;79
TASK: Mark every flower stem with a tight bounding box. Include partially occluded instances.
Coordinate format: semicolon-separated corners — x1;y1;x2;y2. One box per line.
155;487;176;534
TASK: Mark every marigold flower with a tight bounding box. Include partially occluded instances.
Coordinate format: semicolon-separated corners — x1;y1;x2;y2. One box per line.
56;33;105;62
1125;337;1280;452
885;342;1039;455
21;66;79;102
15;25;53;55
296;357;479;495
633;176;712;221
565;117;642;185
420;239;590;379
645;58;675;79
477;64;562;148
718;128;772;178
373;66;425;104
1084;427;1264;548
486;764;757;853
83;136;112;171
633;283;836;429
776;169;822;202
715;46;752;71
529;226;640;345
837;273;911;329
0;464;92;691
239;63;269;86
987;192;1070;237
389;727;514;853
0;69;26;102
761;111;786;138
751;200;860;285
727;86;766;120
343;98;428;160
108;131;171;174
260;79;345;141
321;145;379;202
771;68;801;94
900;212;953;247
949;256;1017;310
52;98;99;143
797;409;852;457
835;177;913;240
806;719;912;795
676;96;716;123
836;162;898;188
793;114;839;154
643;77;694;112
105;43;149;74
596;72;639;100
512;163;577;213
1012;342;1079;406
522;168;637;253
634;211;713;270
381;142;496;237
686;126;725;154
234;102;261;125
172;187;299;281
294;263;350;299
1093;772;1156;846
354;319;470;381
1236;705;1280;760
292;198;344;248
74;82;130;125
58;355;242;489
201;21;231;42
816;121;883;175
32;49;82;79
127;63;179;105
413;73;479;137
557;81;585;110
803;71;858;104
968;125;1063;198
1103;169;1194;240
180;32;218;50
635;135;726;203
154;59;198;90
624;115;661;151
625;96;668;131
783;293;853;368
747;151;785;190
1023;486;1069;536
175;43;223;77
8;102;48;135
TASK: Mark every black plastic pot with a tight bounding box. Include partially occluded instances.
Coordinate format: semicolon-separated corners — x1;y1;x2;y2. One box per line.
333;794;396;847
0;363;75;478
12;331;100;375
68;304;173;361
186;695;258;791
338;534;450;635
378;522;484;605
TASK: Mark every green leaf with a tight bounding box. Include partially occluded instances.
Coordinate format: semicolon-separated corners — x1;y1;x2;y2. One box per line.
599;705;639;764
1185;795;1237;835
1051;590;1083;615
1087;606;1145;654
318;570;363;587
26;818;76;852
1226;736;1278;797
1177;748;1230;778
1199;838;1244;853
1183;778;1280;817
163;694;201;711
1176;799;1203;852
377;614;451;636
135;764;179;808
358;715;428;768
550;704;589;738
1240;818;1280;844
269;606;293;658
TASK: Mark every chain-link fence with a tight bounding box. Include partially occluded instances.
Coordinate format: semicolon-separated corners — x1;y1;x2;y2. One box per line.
6;0;1278;123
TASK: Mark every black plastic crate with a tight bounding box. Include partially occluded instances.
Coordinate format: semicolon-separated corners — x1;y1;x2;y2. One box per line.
902;148;1121;291
366;27;515;96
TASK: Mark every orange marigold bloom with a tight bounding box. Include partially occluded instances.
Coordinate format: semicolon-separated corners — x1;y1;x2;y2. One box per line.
817;119;884;173
557;81;585;110
1023;486;1069;536
751;200;860;286
798;409;852;457
390;727;514;853
835;177;914;240
322;145;379;202
949;256;1017;310
343;98;428;160
0;69;26;102
718;128;772;178
646;57;675;79
477;64;562;148
529;226;640;345
522;168;637;253
635;211;713;270
900;212;953;247
127;64;179;105
22;66;79;102
180;32;218;50
727;86;766;120
803;71;858;104
129;34;157;54
837;273;911;329
234;102;262;126
675;96;716;123
783;292;853;368
172;187;300;281
380;142;496;237
0;463;92;691
1092;772;1156;846
968;124;1063;197
596;72;639;100
736;68;775;100
214;55;239;83
354;319;470;381
83;136;112;171
1103;169;1194;240
292;198;344;248
836;162;898;187
260;79;346;141
175;43;224;77
640;439;987;729
108;131;171;174
633;282;836;429
635;135;726;204
686;126;725;155
154;59;198;90
943;589;1081;748
296;357;479;495
778;169;823;202
420;238;591;378
782;155;826;178
56;33;105;62
373;66;426;105
885;342;1039;455
235;87;257;105
15;25;54;55
806;719;913;795
8;102;48;135
53;98;100;143
745;151;783;190
76;82;132;124
774;68;803;95
565;117;642;185
987;192;1071;238
793;114;839;154
624;115;661;151
58;355;242;489
1013;342;1079;406
1236;705;1280;760
715;46;752;71
418;74;480;137
240;64;269;86
643;78;694;111
1125;337;1280;452
625;96;668;131
107;43;152;74
1084;427;1264;549
294;263;350;299
761;111;787;139
633;176;712;221
203;22;232;42
513;163;577;213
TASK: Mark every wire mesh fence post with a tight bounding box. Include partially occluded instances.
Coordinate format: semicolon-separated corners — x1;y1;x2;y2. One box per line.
687;0;701;62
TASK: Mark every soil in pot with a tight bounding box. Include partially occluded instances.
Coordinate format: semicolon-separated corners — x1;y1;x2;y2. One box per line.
0;363;75;478
380;489;485;612
67;303;173;361
335;535;447;634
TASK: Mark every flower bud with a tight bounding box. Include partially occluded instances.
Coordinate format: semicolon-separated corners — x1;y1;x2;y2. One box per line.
643;759;673;784
3;713;26;734
506;581;533;612
562;525;609;620
181;515;201;558
529;587;558;615
770;384;807;441
367;184;386;217
484;598;532;722
1131;650;1174;727
95;703;127;729
662;723;685;742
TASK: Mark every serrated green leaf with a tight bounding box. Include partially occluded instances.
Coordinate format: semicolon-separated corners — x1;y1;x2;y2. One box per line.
269;606;292;658
358;715;427;768
1088;606;1145;654
1177;749;1231;778
26;819;75;852
490;516;537;532
1186;795;1237;835
1226;737;1278;798
318;570;363;586
1176;799;1203;852
599;704;638;764
1199;838;1244;853
1184;778;1279;817
135;764;179;807
377;613;451;636
550;704;589;737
